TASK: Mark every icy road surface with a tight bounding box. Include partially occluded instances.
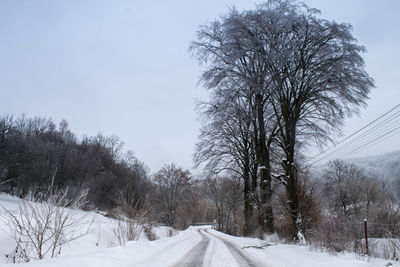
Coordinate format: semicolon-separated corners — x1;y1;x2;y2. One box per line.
171;229;264;267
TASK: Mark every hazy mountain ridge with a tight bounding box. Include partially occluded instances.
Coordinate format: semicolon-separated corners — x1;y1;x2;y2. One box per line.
347;150;400;181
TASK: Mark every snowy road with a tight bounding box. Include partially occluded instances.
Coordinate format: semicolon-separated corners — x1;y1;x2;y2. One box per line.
171;229;264;267
204;230;264;267
172;230;209;267
3;225;397;267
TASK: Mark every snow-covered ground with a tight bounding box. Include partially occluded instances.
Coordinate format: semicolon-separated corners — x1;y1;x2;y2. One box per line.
0;193;398;267
208;230;399;267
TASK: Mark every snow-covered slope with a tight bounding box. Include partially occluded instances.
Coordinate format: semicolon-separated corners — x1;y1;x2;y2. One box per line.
0;193;398;267
348;150;400;181
0;193;172;265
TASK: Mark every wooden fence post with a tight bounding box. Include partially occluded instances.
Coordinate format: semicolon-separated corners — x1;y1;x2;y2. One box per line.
364;219;369;255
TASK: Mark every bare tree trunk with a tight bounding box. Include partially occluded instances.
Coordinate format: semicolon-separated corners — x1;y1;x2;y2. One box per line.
243;163;253;236
255;94;275;234
259;151;274;234
284;134;301;240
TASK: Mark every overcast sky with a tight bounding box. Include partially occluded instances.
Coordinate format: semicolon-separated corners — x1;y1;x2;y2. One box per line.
0;0;399;173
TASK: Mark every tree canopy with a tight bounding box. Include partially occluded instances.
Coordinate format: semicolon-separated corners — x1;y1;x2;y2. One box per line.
191;0;374;239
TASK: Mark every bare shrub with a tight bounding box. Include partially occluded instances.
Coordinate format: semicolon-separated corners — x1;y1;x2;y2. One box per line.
385;239;400;260
113;188;153;245
143;223;157;241
203;176;241;235
307;216;363;253
0;189;90;263
367;238;400;260
113;216;142;245
167;228;177;237
305;160;400;257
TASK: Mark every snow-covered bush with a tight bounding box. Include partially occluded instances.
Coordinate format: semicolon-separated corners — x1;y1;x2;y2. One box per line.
0;189;90;263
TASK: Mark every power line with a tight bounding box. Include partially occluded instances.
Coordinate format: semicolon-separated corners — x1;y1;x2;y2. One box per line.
339;125;400;159
312;114;400;164
309;104;400;167
313;123;400;168
311;115;400;165
333;118;400;157
309;104;400;160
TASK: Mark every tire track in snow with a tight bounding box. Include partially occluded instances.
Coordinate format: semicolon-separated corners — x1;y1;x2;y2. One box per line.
171;230;210;267
204;230;264;267
134;233;197;266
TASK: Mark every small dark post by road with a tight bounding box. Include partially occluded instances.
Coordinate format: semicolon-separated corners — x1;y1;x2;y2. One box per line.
364;219;369;255
212;219;217;230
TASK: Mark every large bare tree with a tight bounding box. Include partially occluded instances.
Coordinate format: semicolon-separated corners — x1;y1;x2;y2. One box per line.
194;90;258;235
192;0;374;240
191;7;278;235
150;163;191;228
247;1;373;239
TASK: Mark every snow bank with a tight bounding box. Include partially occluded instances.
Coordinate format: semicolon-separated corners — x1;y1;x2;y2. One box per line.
208;229;400;267
0;193;174;265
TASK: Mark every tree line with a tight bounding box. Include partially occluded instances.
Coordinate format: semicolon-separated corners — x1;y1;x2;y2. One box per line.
0;114;237;231
0;114;148;209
